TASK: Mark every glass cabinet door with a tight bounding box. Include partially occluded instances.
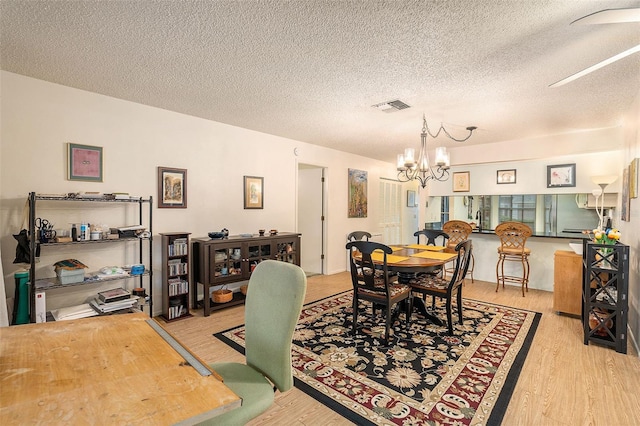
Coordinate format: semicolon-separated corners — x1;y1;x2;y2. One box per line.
209;242;243;283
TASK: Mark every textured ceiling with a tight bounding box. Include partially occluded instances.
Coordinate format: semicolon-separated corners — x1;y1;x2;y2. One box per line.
2;0;639;163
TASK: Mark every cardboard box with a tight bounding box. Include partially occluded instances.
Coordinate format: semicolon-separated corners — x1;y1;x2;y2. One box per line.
55;267;85;284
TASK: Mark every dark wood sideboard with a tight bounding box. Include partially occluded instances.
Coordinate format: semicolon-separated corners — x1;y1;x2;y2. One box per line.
192;233;301;316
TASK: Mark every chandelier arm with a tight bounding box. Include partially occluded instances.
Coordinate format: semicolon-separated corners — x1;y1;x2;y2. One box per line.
439;126;474;142
423;117;476;142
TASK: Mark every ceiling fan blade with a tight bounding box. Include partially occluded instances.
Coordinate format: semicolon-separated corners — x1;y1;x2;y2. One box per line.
571;8;640;25
550;44;640;88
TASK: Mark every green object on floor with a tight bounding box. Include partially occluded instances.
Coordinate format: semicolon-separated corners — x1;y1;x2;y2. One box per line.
13;270;30;325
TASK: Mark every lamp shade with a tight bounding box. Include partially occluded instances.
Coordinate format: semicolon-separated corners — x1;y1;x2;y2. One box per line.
591;175;618;187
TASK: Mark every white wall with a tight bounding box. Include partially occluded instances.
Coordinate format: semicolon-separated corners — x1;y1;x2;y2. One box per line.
428;150;623;197
0;72;396;315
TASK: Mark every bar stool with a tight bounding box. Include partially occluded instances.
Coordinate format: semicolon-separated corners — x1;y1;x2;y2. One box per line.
495;221;532;297
442;220;474;283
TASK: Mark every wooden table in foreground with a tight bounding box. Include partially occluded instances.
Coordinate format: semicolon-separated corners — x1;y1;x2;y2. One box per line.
0;312;241;425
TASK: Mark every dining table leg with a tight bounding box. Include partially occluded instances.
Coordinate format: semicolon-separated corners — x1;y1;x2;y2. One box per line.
396;272;444;326
411;297;443;326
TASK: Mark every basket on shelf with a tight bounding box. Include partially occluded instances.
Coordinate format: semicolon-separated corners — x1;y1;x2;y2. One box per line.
212;287;233;303
240;284;248;296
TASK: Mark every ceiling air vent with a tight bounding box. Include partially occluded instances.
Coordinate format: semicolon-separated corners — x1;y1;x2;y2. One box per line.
372;99;410;112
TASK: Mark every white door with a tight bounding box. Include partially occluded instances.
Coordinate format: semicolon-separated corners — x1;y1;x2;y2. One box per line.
297;165;324;275
379;179;402;245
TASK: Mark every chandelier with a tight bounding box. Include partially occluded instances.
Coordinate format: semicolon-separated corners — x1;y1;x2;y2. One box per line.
397;115;476;188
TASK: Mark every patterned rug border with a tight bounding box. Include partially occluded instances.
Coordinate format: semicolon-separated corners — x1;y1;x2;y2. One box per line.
214;292;541;426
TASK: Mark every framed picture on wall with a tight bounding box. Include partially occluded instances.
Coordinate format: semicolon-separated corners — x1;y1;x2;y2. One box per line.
630;157;638;199
452;171;470;192
67;143;103;182
244;176;264;209
621;166;630;221
158;167;187;208
497;169;516;184
407;190;417;207
547;163;576;188
348;169;368;218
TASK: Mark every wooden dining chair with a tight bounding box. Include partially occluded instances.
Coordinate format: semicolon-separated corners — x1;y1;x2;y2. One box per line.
413;229;450;283
347;231;372;241
414;229;449;246
408;240;473;335
346;240;412;345
442;220;475;283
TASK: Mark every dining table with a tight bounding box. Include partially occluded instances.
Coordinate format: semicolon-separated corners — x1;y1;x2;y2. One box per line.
361;243;459;324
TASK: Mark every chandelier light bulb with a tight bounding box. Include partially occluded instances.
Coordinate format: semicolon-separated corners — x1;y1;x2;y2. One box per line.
403;148;415;167
435;147;448;166
396;154;407;171
419;153;430;172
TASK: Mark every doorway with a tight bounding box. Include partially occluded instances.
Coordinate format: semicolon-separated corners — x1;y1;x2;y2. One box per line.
297;163;325;275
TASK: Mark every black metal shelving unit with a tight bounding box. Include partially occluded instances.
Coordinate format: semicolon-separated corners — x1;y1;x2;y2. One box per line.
27;192;153;322
582;240;629;354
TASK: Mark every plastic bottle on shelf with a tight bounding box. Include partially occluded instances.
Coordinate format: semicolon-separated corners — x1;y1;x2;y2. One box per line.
80;222;88;241
71;224;78;241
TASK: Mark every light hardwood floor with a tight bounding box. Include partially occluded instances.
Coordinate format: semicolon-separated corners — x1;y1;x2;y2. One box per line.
163;273;640;426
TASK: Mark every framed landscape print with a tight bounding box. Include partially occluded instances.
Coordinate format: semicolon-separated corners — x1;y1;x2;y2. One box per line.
348;169;367;218
67;143;103;182
244;176;264;209
547;163;576;188
158;167;187;208
452;171;470;192
497;169;516;184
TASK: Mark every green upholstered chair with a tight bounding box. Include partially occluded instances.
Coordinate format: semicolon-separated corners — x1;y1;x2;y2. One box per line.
200;260;307;425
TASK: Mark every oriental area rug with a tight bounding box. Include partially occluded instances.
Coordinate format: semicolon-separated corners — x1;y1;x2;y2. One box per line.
215;291;541;426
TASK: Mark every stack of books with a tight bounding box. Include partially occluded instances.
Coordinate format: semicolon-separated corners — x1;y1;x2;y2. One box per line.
169;238;188;256
167;259;188;276
89;288;138;313
168;278;189;296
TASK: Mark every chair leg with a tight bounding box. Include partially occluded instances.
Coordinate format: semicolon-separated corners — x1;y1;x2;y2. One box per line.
496;255;503;292
405;297;412;330
521;256;526;297
457;290;463;325
470;253;475;283
385;306;391;345
445;299;453;335
352;297;358;337
522;255;530;296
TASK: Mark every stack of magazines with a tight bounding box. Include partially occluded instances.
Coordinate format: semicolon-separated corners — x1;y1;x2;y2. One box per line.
89;288;138;313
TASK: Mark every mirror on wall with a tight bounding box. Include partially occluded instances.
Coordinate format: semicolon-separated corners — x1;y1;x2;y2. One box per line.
425;194;616;237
